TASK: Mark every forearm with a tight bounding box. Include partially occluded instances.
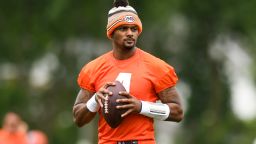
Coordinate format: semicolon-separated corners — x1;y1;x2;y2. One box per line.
117;89;183;122
73;103;97;127
139;101;183;122
73;89;101;127
157;87;183;122
73;83;115;127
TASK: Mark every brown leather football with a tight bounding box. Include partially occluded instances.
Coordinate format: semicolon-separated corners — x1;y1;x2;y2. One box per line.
101;81;128;128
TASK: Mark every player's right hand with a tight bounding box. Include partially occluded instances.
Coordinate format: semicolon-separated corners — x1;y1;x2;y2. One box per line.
95;82;116;107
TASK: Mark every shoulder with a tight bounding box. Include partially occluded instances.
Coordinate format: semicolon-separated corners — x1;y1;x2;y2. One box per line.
138;49;178;92
138;49;174;72
77;52;112;91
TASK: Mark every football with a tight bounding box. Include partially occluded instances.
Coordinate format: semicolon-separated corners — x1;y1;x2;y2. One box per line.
101;81;128;128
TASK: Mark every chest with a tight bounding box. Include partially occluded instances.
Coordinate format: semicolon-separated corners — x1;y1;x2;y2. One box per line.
94;62;157;101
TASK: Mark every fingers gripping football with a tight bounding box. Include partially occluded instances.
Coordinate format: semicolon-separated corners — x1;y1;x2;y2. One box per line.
95;82;115;107
116;91;142;118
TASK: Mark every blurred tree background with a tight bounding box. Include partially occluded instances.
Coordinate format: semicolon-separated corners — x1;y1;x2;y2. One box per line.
0;0;256;144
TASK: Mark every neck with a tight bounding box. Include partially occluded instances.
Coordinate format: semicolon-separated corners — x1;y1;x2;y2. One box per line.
112;46;136;60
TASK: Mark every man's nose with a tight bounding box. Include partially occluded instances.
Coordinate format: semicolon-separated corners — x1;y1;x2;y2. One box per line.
126;28;133;36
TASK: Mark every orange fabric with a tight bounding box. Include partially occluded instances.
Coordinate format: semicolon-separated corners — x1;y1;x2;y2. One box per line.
107;12;142;39
77;48;178;144
98;139;155;144
0;129;27;144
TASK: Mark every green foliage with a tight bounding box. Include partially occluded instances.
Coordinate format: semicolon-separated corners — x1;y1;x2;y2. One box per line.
0;0;255;143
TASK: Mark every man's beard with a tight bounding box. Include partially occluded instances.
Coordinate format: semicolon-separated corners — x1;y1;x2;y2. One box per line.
122;40;136;49
123;44;135;49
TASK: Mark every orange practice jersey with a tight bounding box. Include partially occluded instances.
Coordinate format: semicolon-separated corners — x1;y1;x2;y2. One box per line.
77;48;178;144
0;130;27;144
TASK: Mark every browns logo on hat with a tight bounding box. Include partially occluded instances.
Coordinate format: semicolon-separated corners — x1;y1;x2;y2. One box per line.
106;0;143;39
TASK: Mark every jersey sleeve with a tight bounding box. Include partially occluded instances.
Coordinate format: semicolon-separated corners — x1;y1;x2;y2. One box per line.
77;64;96;92
154;63;178;93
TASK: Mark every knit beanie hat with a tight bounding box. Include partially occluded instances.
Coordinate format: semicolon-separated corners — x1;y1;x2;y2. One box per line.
106;0;143;39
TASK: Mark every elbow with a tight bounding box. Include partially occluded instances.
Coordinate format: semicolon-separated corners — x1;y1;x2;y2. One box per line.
175;108;184;122
73;117;88;128
74;118;83;128
73;111;87;127
167;107;184;122
72;104;96;127
175;113;183;122
73;106;87;127
73;111;94;127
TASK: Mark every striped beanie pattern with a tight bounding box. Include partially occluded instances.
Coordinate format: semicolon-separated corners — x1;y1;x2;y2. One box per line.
106;0;142;39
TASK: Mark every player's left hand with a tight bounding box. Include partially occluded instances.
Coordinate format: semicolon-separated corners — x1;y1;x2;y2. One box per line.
116;91;142;117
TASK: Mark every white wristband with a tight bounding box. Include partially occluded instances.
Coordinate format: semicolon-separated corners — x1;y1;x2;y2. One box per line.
140;101;170;120
86;93;100;112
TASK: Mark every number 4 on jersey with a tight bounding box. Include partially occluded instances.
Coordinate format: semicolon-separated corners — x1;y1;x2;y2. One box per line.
115;73;132;93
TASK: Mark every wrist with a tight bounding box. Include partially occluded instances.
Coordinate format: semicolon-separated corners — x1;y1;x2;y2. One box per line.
86;93;100;112
139;101;170;120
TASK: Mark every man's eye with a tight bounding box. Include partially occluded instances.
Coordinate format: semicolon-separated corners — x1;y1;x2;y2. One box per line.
131;27;138;31
118;27;126;31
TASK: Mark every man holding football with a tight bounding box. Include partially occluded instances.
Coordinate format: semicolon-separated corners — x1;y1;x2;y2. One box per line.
73;0;183;144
